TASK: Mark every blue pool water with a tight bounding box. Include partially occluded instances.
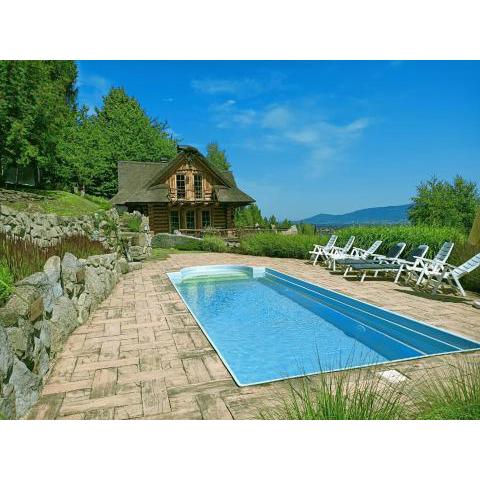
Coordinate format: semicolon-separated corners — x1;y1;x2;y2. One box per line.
167;266;480;386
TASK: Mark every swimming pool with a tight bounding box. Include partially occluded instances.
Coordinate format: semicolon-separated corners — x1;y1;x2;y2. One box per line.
167;265;480;386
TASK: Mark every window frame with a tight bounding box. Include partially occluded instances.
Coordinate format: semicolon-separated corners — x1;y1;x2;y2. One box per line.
185;210;196;229
194;174;203;199
176;174;186;199
169;210;180;233
201;210;211;228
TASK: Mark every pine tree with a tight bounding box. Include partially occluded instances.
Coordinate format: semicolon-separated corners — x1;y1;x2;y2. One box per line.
206;142;231;170
0;60;78;187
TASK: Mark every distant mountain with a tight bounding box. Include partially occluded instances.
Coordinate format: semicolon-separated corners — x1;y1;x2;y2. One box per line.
298;204;412;226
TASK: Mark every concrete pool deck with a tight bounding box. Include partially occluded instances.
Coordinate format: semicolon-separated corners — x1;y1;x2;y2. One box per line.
29;252;480;420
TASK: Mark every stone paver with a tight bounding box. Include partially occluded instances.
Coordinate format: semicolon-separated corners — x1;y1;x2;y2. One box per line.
29;253;480;420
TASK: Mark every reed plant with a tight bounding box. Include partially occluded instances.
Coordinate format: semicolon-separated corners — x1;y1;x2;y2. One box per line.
0;233;107;283
262;369;408;420
412;358;480;420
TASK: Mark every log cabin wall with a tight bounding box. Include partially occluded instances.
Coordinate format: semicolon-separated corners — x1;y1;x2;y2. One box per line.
148;204;169;233
166;161;214;200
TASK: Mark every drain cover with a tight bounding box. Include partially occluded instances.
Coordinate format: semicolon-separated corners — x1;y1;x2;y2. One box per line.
377;369;408;383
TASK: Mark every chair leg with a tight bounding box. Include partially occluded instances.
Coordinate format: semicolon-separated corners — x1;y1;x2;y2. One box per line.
454;276;466;297
361;271;367;282
395;265;404;284
343;266;351;277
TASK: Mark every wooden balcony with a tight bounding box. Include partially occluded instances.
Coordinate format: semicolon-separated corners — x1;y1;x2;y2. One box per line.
168;188;214;204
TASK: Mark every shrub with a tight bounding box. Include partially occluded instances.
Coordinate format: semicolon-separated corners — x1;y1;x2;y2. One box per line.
334;224;467;258
261;370;407;420
297;223;316;235
240;233;322;259
126;216;142;232
175;240;203;251
199;235;228;253
413;359;480;420
240;225;467;262
120;213;142;232
0;263;14;306
0;233;107;283
450;242;480;293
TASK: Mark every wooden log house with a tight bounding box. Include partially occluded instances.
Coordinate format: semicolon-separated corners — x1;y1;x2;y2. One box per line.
111;146;255;233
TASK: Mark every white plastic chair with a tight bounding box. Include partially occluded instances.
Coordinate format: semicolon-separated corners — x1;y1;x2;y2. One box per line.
329;240;383;272
308;235;338;265
425;253;480;296
324;236;355;268
396;241;454;285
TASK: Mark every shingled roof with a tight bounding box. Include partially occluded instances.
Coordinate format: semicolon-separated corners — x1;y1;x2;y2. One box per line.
111;146;254;205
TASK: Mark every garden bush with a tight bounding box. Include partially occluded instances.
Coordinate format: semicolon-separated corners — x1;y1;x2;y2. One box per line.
0;233;108;283
240;233;321;259
240;225;467;261
450;242;480;293
198;235;228;253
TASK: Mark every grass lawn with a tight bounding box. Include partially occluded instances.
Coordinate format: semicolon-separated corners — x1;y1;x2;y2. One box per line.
147;247;191;261
5;189;111;216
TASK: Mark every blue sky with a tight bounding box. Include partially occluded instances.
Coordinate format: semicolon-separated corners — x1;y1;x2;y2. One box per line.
77;61;480;219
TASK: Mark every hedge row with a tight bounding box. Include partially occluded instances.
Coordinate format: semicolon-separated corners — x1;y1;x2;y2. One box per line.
239;225;467;260
239;225;479;292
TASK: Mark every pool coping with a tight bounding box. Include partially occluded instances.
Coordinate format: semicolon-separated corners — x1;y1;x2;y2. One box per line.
167;264;480;387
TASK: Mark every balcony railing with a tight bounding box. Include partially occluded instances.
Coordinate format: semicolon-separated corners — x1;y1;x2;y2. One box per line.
168;188;213;202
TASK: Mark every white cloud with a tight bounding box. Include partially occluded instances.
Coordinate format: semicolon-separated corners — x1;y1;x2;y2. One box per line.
191;72;286;98
191;78;262;96
261;106;292;129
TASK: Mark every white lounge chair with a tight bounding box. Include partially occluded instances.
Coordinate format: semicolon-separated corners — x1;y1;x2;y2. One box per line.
324;236;355;268
396;241;454;285
329;240;383;272
343;242;407;278
308;235;338;265
424;253;480;296
348;244;429;282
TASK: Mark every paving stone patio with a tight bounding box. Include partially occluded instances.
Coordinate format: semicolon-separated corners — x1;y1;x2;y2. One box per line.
29;252;480;420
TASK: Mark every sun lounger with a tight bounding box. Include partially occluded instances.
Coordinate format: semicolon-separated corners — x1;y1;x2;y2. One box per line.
308;235;338;265
423;252;480;296
342;242;407;278
396;241;454;285
348;244;429;282
329;240;382;271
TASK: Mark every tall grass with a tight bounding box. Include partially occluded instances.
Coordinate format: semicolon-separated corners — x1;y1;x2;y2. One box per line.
240;225;467;261
0;233;108;283
0;262;14;305
240;233;321;258
413;359;480;420
262;370;408;420
334;224;467;259
260;358;480;420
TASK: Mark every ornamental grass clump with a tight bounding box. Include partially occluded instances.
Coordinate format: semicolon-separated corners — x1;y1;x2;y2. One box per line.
0;233;107;283
0;262;14;306
413;358;480;420
262;369;408;420
199;235;228;253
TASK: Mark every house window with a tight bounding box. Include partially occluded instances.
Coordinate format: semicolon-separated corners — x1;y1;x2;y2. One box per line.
201;210;211;228
186;210;195;229
194;174;203;199
176;174;186;199
170;211;180;232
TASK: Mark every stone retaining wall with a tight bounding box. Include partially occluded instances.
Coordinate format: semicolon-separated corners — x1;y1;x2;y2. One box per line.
0;252;137;419
0;204;124;248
